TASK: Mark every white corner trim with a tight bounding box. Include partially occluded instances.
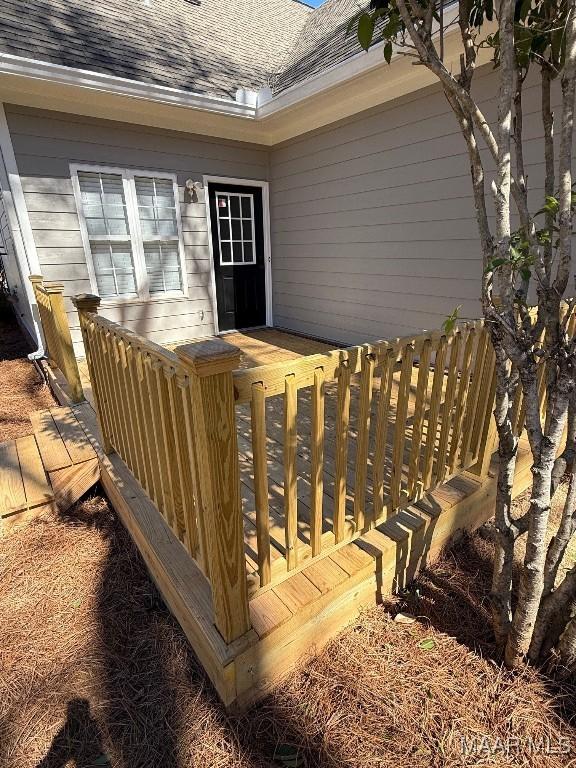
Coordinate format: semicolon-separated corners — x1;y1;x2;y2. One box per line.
203;176;273;333
0;104;40;274
0;101;44;355
0;52;257;118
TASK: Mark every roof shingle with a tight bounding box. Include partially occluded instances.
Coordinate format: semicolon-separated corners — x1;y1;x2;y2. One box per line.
0;0;312;99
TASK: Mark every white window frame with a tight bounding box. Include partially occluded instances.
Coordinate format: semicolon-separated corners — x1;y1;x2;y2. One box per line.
70;163;188;305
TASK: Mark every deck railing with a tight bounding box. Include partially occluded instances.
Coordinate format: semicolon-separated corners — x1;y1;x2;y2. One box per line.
233;322;497;593
73;294;251;644
70;292;505;642
29;276;84;403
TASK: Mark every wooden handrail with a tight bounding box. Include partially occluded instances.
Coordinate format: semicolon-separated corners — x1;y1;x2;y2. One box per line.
29;275;84;403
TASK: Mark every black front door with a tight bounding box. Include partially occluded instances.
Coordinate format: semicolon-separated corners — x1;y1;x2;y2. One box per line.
208;183;267;332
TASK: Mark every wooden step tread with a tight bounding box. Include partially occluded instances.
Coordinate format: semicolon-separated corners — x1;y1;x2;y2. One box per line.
0;436;52;515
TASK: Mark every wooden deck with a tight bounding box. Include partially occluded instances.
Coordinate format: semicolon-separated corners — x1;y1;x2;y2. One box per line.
76;329;335;408
73;329;438;590
35;327;536;708
0;407;99;534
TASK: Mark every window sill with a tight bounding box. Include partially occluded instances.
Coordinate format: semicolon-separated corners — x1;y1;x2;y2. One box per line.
99;292;190;308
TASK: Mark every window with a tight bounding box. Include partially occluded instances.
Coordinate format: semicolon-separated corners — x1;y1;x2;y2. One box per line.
215;192;256;265
72;166;187;301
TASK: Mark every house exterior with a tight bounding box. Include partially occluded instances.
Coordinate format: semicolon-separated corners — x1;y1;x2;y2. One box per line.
0;0;553;356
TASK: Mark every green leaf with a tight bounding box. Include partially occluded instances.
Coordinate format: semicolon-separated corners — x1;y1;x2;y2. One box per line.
442;305;461;334
71;598;82;608
384;40;393;63
357;13;374;51
418;637;437;651
94;755;111;766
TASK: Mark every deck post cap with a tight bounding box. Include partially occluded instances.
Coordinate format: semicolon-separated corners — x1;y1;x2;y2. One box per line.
175;339;241;377
28;274;44;285
72;294;101;311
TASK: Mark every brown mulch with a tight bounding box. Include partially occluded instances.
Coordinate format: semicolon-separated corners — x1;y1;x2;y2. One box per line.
0;316;55;440
1;500;575;768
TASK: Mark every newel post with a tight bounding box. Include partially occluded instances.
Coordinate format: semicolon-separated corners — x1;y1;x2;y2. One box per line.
72;293;112;453
176;339;251;643
43;282;84;403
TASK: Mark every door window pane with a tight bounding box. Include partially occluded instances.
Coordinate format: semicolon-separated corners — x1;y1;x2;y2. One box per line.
216;191;256;266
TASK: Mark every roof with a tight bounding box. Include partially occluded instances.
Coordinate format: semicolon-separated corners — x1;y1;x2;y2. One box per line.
274;0;365;92
0;0;312;100
0;0;368;101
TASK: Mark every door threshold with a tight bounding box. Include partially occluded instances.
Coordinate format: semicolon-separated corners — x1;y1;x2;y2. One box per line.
219;325;269;336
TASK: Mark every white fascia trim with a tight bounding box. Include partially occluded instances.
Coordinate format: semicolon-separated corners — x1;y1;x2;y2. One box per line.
0;52;257;119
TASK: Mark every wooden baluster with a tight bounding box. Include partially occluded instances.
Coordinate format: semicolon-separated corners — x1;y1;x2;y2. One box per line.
251;382;271;586
460;327;488;466
284;373;298;569
124;342;154;497
176;340;251;644
44;283;83;403
91;323;119;453
103;331;130;465
372;348;396;521
73;294;112;453
144;354;171;524
354;347;375;533
310;367;325;557
160;369;188;545
390;343;414;511
156;363;184;540
135;348;162;507
471;346;498;478
98;329;124;456
470;341;496;463
175;373;207;570
407;338;432;497
435;331;462;485
422;336;448;490
448;324;476;473
115;338;140;480
334;353;351;543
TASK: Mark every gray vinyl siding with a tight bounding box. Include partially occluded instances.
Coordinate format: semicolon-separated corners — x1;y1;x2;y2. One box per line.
269;66;558;346
5;104;269;355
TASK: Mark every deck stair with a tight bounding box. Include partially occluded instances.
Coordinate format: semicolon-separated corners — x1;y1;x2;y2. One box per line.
0;406;100;534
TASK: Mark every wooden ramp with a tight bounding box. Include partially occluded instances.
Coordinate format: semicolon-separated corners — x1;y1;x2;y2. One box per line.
0;406;100;534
